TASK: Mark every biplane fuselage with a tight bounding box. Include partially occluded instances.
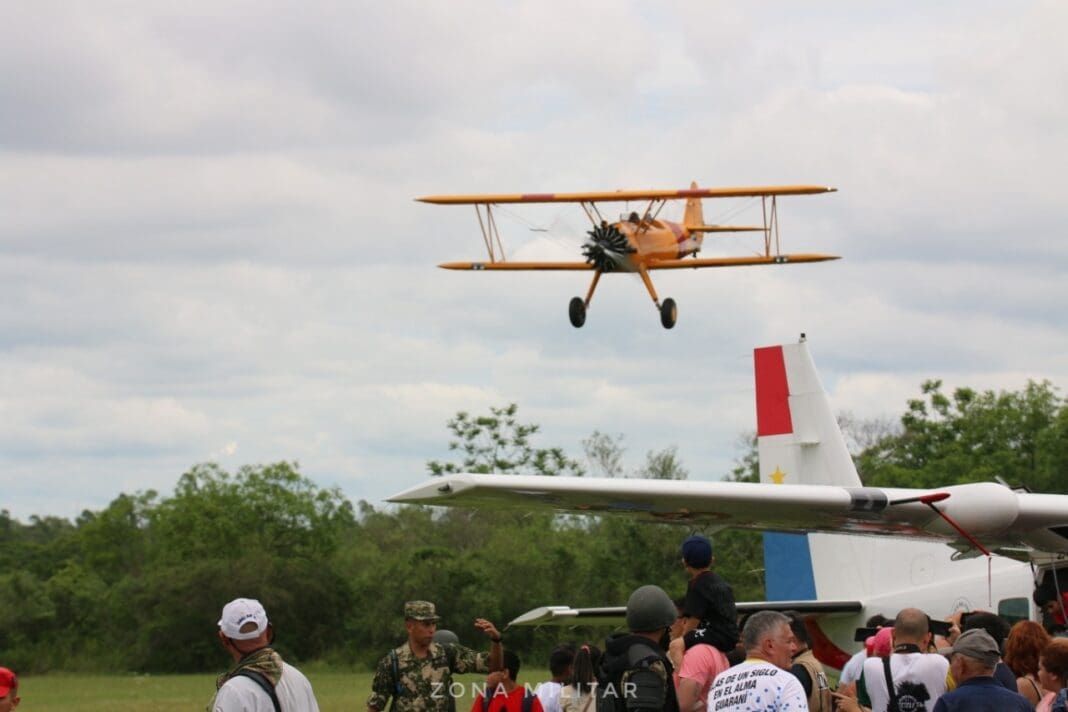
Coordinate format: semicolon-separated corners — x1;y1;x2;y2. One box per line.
419;182;838;328
597;217;703;271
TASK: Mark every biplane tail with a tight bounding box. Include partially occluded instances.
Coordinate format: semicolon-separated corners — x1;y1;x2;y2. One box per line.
683;180;704;229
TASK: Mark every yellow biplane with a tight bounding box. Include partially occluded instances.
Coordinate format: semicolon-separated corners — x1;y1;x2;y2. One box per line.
418;182;838;328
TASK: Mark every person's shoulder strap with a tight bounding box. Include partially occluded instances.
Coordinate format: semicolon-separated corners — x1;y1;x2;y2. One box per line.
626;642;662;668
882;656;899;712
393;648;405;687
389;648;403;712
522;690;537;712
233;669;282;712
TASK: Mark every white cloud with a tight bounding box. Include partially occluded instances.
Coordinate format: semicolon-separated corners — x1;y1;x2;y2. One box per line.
2;1;1067;520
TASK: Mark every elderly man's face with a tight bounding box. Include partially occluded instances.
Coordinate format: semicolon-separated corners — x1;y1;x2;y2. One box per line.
765;623;798;670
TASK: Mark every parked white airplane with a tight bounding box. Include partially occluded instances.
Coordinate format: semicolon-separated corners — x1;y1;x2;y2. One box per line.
389;337;1068;668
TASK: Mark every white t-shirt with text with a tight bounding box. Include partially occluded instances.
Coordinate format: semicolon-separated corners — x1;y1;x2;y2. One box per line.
705;658;809;711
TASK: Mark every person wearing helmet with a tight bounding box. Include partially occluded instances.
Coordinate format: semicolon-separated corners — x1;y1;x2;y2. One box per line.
599;585;680;712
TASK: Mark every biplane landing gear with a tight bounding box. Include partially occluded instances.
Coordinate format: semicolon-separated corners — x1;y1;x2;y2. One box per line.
636;265;677;329
569;297;586;328
569;270;602;328
660;298;677;329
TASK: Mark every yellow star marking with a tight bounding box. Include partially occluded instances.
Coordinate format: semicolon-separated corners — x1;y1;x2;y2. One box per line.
770;466;786;484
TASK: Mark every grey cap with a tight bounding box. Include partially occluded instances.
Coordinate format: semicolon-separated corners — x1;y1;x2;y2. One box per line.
626;584;677;632
947;628;1000;666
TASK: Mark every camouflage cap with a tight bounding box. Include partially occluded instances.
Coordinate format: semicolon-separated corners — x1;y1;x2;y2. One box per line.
404;600;440;621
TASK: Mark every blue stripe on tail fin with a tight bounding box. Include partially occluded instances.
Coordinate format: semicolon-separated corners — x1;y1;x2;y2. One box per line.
763;532;817;600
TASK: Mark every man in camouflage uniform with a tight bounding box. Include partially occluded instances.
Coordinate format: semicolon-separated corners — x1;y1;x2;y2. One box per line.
368;601;504;712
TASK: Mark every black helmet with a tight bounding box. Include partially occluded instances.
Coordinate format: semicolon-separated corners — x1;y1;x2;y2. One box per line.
626;584;677;632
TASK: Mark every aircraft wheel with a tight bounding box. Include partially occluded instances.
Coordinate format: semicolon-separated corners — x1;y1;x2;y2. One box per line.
569;297;586;328
660;298;677;329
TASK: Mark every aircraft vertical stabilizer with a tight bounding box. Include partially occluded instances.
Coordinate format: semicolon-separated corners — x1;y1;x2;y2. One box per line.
683;180;704;228
755;338;861;488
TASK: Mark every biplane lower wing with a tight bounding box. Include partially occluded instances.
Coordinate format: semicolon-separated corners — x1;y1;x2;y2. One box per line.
438;255;841;271
646;254;840;270
439;261;593;271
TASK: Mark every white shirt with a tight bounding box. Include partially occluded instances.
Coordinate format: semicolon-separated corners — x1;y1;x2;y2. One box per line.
214;662;320;712
535;680;564;712
862;652;948;712
706;658;809;711
838;650;867;686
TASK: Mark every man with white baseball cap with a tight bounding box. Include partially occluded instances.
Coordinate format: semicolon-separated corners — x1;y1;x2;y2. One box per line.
210;597;320;712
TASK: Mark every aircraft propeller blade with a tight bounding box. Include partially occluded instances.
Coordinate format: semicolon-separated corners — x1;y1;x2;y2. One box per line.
582;223;634;272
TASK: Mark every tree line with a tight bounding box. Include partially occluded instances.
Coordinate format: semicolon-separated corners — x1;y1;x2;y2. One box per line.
1;382;1065;674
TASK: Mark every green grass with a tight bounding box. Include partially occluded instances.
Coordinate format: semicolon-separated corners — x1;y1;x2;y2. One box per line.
20;668;551;711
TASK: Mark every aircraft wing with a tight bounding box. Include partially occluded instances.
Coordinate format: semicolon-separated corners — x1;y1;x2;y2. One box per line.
646;254;840;270
388;474;1068;557
438;261;592;271
437;255;840;271
418;186;836;205
507;601;863;628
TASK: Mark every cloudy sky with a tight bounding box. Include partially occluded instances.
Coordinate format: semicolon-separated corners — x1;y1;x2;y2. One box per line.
2;1;1066;521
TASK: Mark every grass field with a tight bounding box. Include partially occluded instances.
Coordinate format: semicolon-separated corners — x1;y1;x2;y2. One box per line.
20;667;551;711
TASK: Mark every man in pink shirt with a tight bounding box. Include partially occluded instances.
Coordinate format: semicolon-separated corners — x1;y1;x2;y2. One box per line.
674;641;729;712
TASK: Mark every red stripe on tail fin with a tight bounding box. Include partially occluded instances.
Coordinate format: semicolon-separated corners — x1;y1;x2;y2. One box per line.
755;346;793;436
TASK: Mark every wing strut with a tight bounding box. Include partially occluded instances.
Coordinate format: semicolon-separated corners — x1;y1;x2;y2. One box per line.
891;492;994;606
474;205;507;263
762;196;780;257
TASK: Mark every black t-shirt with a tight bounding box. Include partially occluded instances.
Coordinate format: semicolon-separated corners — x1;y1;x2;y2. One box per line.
790;663;813;697
682;571;738;653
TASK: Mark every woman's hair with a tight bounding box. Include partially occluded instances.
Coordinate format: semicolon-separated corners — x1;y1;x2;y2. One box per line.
1040;638;1068;685
569;644;602;696
1004;620;1051;677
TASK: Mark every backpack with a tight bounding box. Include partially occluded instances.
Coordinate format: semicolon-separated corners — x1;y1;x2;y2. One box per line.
480;689;537;712
233;669;282;712
596;640;669;712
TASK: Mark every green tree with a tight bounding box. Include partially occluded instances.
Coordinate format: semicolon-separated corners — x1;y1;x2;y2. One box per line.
137;461;356;671
427;403;583;476
635;446;688;480
857;379;1067;490
582;430;626;477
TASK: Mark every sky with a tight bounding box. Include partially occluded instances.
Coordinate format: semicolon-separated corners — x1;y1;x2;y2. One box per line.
2;1;1067;521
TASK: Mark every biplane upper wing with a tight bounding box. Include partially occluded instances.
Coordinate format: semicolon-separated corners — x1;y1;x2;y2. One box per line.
387;473;1068;558
646;254;840;270
418;185;836;205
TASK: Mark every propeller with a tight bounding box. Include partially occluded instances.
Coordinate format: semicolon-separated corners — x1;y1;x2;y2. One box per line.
582;223;634;272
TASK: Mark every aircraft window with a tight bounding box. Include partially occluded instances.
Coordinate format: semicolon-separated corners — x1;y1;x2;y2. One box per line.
998;597;1029;624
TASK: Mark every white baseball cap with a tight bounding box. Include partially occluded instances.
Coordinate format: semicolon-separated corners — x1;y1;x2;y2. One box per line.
218;598;269;640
